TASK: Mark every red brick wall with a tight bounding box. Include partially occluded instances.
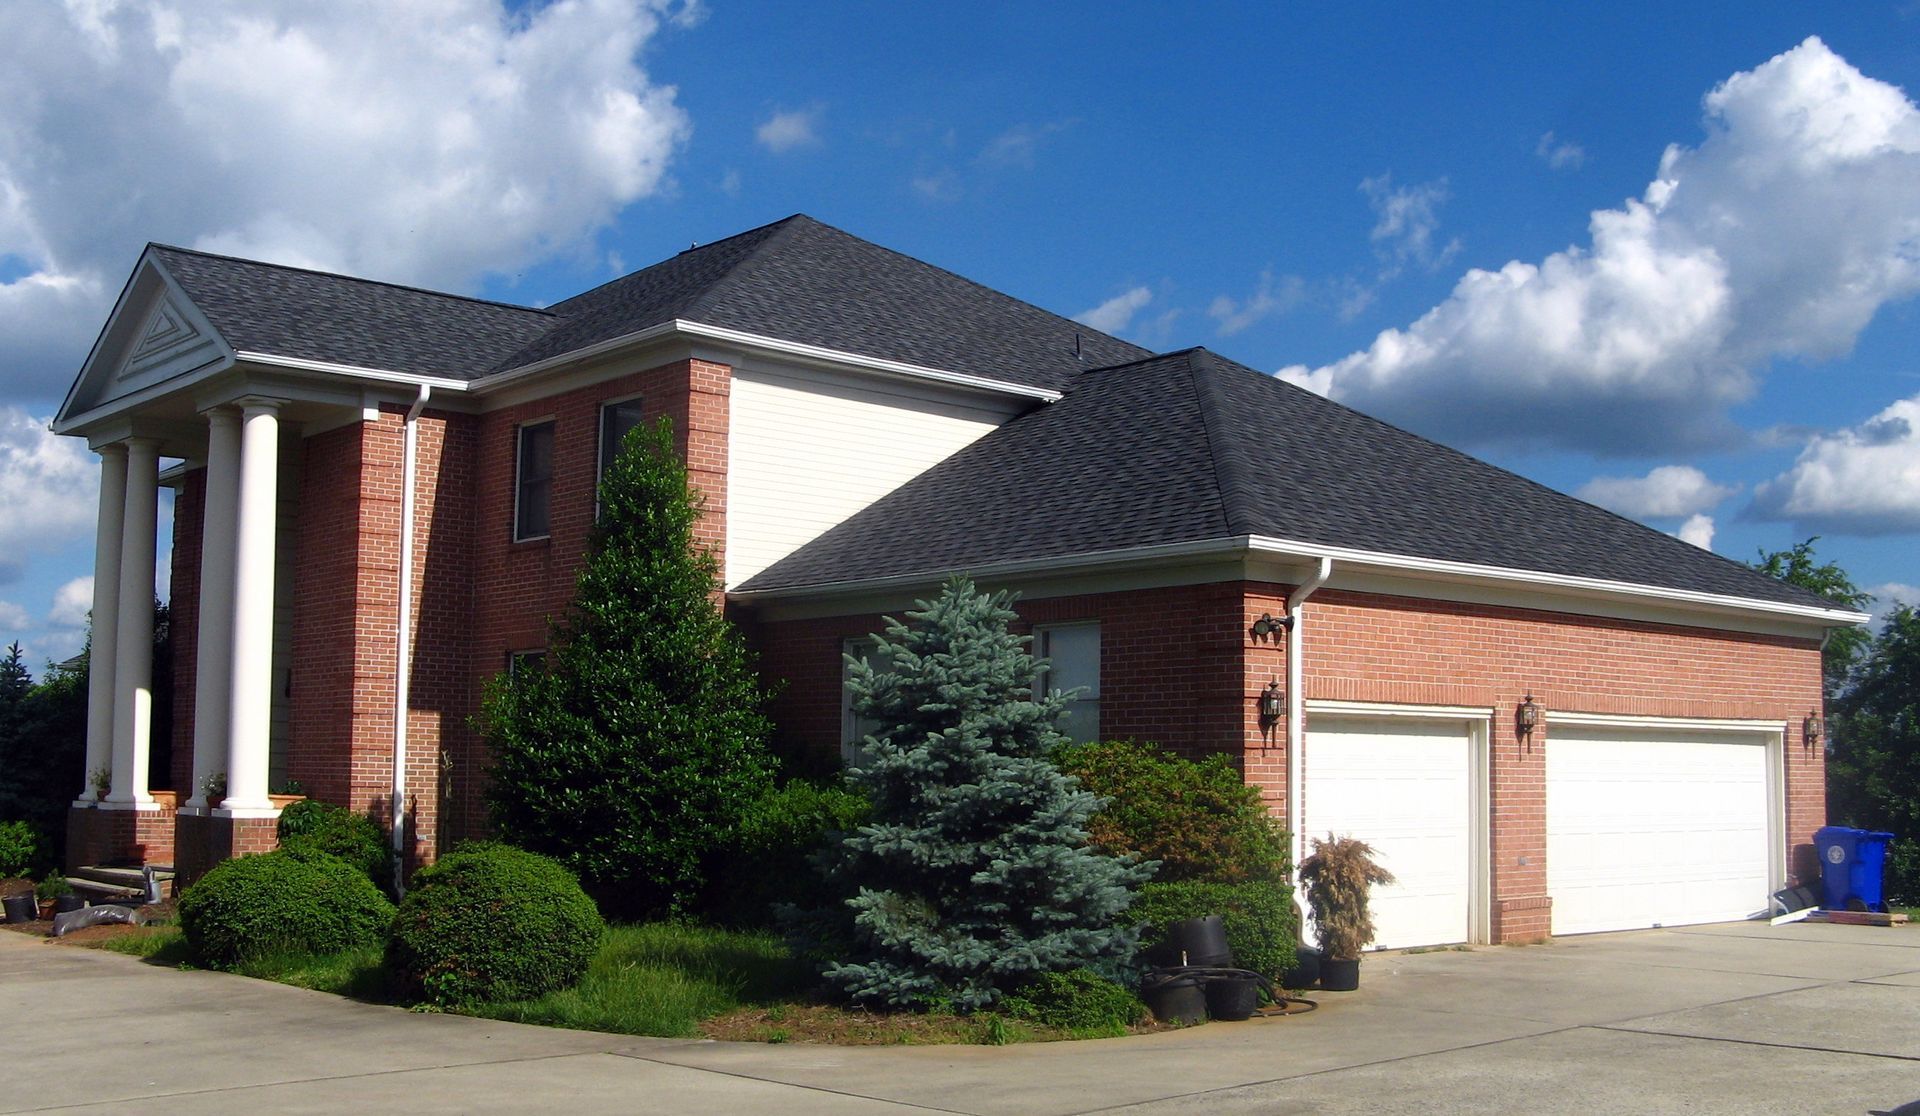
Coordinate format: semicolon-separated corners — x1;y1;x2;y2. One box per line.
752;578;1826;944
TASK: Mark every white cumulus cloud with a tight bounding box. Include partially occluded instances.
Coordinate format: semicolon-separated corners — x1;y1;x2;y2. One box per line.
1361;175;1460;270
1209;271;1306;336
1536;131;1587;171
1674;513;1716;550
1076;287;1153;334
1282;38;1920;455
1577;464;1738;518
0;0;694;402
756;106;822;153
0;408;98;584
48;576;93;631
1749;392;1920;535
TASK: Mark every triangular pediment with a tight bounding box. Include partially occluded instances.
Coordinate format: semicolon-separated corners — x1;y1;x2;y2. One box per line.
56;251;234;429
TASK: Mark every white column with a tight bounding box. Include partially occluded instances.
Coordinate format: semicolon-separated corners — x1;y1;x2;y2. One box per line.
104;437;159;807
78;445;127;805
187;408;241;810
220;400;281;816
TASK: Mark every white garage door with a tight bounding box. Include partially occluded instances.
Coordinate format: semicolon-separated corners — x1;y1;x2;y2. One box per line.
1306;715;1478;949
1547;725;1775;936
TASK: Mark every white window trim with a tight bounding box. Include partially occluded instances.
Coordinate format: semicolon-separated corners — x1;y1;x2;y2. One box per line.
594;394;646;518
1033;621;1101;743
1303;701;1493;946
841;636;884;768
512;417;556;542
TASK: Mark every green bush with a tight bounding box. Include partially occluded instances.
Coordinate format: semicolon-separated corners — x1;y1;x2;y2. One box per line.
700;777;869;927
276;800;395;892
1000;968;1147;1034
178;850;395;970
36;871;71;901
388;843;605;1007
1130;880;1297;980
1054;740;1288;885
0;820;40;877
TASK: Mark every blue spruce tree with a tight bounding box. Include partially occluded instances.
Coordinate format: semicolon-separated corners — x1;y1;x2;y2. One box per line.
821;577;1152;1009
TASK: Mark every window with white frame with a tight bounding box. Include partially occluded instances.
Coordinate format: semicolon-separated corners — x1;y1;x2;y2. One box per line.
513;420;555;541
841;637;886;769
506;650;547;680
596;397;646;518
1034;622;1100;743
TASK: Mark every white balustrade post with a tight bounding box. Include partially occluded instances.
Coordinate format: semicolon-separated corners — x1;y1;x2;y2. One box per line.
105;438;159;806
77;445;127;805
220;400;281;815
187;408;241;809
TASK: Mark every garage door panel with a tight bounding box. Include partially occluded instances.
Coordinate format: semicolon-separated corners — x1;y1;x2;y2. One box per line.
1548;727;1772;936
1307;717;1475;950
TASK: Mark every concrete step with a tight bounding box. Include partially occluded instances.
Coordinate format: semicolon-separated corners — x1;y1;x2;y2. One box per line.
65;877;144;901
70;865;175;901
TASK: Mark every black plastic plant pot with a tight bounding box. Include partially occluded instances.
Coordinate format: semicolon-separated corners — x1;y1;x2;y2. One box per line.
53;894;87;915
1140;974;1209;1024
1282;945;1322;990
1320;957;1361;991
2;894;35;923
1204;974;1261;1021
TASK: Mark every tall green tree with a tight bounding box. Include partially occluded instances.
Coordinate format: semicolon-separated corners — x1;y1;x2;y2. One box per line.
815;577;1151;1010
1827;606;1920;904
0;646;87;869
1750;538;1872;696
481;418;775;916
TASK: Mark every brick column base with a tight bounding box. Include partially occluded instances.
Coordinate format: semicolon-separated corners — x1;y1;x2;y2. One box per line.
65;803;176;871
1494;895;1553;943
175;812;281;888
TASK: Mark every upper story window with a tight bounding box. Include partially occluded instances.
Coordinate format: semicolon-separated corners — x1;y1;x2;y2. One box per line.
1034;622;1100;743
597;397;646;518
514;420;555;541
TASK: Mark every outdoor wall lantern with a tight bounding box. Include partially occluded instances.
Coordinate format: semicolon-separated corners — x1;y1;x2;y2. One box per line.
1259;680;1285;726
1804;710;1825;751
1251;612;1293;638
1515;693;1542;735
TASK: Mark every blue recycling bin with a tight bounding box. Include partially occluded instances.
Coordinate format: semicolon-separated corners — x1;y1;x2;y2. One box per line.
1814;825;1895;912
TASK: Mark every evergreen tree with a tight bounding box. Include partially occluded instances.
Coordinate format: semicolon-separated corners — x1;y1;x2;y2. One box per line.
482;418;775;916
1750;538;1872;697
817;577;1151;1010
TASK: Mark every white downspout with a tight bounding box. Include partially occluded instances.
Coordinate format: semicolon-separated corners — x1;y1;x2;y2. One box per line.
1287;556;1334;888
392;385;429;896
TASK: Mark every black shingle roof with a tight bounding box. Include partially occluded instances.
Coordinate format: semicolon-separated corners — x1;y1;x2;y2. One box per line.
498;215;1150;388
150;216;1147;392
739;349;1842;612
151;247;555;380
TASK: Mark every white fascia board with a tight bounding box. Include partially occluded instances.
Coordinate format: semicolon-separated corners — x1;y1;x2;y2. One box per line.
233;352;471;392
1305;699;1493;722
467;319;1064;404
728;536;1250;602
1245;535;1869;628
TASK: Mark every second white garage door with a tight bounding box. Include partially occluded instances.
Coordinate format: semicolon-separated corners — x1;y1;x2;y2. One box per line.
1305;713;1482;950
1547;722;1776;936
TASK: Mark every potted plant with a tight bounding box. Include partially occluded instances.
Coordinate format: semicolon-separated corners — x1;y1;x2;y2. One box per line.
38;872;83;917
89;766;111;802
201;771;227;808
1298;833;1395;991
269;777;307;811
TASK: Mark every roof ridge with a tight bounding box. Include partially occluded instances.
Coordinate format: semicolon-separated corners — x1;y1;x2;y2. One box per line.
1186;350;1251;537
678;214;811;320
544;214;806;316
146;243;556;318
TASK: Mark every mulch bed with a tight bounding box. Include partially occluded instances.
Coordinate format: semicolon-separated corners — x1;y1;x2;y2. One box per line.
701;1002;1173;1045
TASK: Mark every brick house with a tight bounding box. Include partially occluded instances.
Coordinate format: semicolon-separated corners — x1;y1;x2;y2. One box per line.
53;215;1864;945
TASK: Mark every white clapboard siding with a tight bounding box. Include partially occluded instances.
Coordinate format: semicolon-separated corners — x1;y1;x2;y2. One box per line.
725;363;1024;588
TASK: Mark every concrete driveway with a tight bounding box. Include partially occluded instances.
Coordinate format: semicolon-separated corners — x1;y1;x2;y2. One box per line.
3;920;1917;1114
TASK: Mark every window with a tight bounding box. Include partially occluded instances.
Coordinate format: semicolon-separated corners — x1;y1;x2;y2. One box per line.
514;420;555;541
506;650;547;679
1034;623;1100;743
840;637;886;768
597;397;646;512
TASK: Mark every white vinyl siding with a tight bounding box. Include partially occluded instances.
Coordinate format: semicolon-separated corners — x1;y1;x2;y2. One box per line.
725;363;1021;587
1547;724;1776;936
1034;623;1099;743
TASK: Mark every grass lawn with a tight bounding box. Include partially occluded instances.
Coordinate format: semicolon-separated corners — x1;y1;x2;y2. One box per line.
71;920;1146;1043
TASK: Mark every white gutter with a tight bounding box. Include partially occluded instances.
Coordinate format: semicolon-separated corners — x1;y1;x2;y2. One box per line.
391;384;430;895
1286;557;1334;892
235;351;471;392
467;320;1065;403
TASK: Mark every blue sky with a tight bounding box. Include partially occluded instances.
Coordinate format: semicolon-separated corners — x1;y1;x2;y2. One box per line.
2;1;1918;667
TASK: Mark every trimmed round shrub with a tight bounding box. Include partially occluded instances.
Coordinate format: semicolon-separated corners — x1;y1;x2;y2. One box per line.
1130;880;1297;980
276;800;395;892
387;843;604;1006
0;820;41;878
1054;739;1288;884
178;849;396;969
1001;969;1147;1033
